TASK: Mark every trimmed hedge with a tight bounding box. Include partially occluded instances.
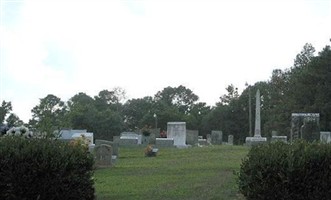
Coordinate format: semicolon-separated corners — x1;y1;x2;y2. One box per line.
0;136;95;200
238;141;331;200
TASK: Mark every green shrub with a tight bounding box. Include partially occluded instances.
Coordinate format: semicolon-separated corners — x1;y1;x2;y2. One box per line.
237;141;331;200
0;136;95;200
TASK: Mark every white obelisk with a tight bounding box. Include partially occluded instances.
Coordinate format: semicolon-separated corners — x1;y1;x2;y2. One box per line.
254;89;261;137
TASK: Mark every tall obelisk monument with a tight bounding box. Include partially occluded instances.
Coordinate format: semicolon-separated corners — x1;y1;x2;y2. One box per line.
245;89;266;145
254;89;261;137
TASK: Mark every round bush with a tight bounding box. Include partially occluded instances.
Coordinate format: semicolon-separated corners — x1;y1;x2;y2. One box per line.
237;141;331;200
0;136;95;200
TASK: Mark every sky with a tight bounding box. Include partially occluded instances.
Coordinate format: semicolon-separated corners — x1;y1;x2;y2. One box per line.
1;0;331;123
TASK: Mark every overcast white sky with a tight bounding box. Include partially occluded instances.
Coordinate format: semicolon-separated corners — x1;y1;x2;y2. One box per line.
1;0;331;122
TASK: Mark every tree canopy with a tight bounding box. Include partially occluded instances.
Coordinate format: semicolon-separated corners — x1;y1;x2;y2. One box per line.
2;41;331;144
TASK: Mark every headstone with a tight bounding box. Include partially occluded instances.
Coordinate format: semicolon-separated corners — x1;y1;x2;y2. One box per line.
211;131;223;145
271;136;287;143
320;132;331;143
291;113;320;142
155;138;174;147
198;139;208;146
167;122;186;147
59;129;87;140
94;144;113;167
206;134;211;145
141;135;150;145
245;90;267;145
271;131;278;137
113;136;120;143
95;139;119;157
120;132;140;146
228;135;234;145
186;130;199;146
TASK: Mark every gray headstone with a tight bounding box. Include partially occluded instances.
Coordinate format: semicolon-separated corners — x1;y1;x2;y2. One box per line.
228;135;234;145
271;131;278;137
186;130;199;146
291;113;320;142
198;139;208;146
271;136;287;143
320;132;331;143
95;139;119;157
167;122;186;147
120;132;140;146
155;138;174;147
211;130;222;145
94;144;113;167
206;134;211;144
113;136;120;143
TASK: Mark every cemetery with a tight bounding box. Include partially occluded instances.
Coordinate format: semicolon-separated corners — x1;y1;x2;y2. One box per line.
1;46;331;198
2;85;331;199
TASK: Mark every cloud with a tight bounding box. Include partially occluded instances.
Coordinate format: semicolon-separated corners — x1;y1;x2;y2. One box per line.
1;0;331;122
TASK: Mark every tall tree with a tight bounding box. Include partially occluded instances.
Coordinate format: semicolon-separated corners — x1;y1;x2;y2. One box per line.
154;85;199;114
294;43;315;68
219;84;239;105
123;96;154;130
30;94;68;135
6;113;24;127
0;101;12;124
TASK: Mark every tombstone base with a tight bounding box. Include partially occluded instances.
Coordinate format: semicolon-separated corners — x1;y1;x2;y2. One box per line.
176;144;190;149
271;136;287;143
245;136;267;146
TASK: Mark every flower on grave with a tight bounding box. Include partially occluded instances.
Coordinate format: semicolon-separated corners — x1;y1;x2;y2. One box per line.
144;144;154;157
70;134;90;150
141;125;151;136
5;126;32;138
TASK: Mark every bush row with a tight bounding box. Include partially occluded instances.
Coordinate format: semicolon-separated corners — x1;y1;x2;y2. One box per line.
0;136;95;200
237;141;331;200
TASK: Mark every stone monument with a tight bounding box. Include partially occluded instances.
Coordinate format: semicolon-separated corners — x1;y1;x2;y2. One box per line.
291;113;320;142
167;122;186;147
245;89;267;145
211;130;223;145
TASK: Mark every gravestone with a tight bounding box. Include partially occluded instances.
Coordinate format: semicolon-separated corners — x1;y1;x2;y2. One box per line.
186;130;199;146
271;131;278;137
211;131;223;145
198;139;208;146
320;132;331;143
120;132;140;146
228;135;234;145
271;136;287;143
245;90;267;145
206;134;211;145
167;122;186;147
95;139;119;157
155;138;174;147
94;144;113;167
113;136;120;143
291;113;320;142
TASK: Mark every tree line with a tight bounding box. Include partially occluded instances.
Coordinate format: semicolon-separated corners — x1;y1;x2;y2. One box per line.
1;42;330;144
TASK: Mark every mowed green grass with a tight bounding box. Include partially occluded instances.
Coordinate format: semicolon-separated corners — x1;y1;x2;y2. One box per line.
94;145;249;200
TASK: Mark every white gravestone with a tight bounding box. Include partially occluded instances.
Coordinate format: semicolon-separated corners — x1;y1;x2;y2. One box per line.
167;122;186;147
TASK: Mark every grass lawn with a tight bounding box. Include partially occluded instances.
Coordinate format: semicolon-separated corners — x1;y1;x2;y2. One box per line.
94;145;249;200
